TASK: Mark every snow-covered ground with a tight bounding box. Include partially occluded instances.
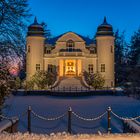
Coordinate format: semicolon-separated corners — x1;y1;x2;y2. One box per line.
0;132;140;140
3;94;140;134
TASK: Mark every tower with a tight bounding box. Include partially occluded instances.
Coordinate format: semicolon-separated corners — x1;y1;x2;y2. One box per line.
26;17;45;80
96;17;115;87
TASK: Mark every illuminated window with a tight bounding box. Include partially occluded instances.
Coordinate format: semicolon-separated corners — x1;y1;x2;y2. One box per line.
28;45;30;53
88;64;93;73
66;40;74;52
101;64;105;72
36;64;40;71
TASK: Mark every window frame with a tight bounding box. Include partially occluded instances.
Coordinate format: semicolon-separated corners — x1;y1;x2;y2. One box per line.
101;64;105;72
66;40;75;52
36;64;40;71
88;64;94;73
48;64;53;72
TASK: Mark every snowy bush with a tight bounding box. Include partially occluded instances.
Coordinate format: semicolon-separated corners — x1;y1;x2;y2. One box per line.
83;71;105;89
25;70;57;90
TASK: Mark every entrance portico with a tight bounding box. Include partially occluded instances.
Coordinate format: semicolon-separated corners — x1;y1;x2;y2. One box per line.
59;59;82;77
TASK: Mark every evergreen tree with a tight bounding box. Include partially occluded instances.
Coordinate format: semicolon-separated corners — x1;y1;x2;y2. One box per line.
83;71;105;89
114;30;126;85
129;28;140;65
41;22;52;40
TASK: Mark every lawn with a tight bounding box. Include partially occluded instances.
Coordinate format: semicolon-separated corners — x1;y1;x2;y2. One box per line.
3;94;140;134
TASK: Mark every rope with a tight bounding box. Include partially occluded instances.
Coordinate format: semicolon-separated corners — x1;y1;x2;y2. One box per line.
31;110;67;121
111;111;140;121
72;111;107;121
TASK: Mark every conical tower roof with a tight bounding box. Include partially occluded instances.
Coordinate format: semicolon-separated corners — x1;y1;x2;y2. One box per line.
27;17;44;37
96;17;114;37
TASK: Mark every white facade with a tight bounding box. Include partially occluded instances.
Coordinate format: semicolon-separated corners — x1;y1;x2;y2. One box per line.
26;18;115;87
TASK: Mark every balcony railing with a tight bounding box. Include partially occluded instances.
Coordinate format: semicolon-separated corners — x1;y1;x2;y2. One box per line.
44;52;97;58
59;52;83;56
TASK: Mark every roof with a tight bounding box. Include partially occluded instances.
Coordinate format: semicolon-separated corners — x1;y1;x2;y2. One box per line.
46;32;94;45
96;17;114;37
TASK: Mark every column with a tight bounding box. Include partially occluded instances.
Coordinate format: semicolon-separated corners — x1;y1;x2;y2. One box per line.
77;59;82;76
63;60;65;77
59;59;64;77
76;59;78;76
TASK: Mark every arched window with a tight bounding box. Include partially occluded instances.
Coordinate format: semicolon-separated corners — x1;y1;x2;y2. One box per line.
66;40;74;52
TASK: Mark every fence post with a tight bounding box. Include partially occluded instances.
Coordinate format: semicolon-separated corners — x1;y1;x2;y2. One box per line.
107;107;111;134
28;106;31;134
68;107;72;134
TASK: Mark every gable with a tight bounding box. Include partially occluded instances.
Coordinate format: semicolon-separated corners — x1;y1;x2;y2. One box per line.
56;32;85;42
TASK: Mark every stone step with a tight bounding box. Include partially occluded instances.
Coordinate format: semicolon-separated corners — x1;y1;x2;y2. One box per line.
57;77;86;89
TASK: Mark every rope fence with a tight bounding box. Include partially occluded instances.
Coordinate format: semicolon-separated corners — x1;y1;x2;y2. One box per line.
72;111;107;121
31;110;67;121
111;111;140;121
0;106;140;134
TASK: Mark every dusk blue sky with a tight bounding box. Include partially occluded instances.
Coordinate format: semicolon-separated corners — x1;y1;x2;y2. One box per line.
29;0;140;42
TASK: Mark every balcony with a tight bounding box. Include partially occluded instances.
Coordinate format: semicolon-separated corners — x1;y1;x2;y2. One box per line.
59;49;83;57
59;52;83;56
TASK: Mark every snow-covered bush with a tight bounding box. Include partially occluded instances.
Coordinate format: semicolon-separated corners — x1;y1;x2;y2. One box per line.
24;70;57;90
14;77;21;90
25;80;34;90
83;71;105;89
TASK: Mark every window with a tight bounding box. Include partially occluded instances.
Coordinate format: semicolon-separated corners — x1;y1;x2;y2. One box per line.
66;40;74;52
111;46;113;53
90;48;96;54
28;45;30;53
44;48;51;54
47;50;51;54
101;64;105;72
111;81;114;87
48;64;53;72
88;64;94;73
36;64;40;71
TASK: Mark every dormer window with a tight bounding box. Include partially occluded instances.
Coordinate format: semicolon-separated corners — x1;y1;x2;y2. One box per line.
90;48;96;54
44;47;51;54
66;40;74;52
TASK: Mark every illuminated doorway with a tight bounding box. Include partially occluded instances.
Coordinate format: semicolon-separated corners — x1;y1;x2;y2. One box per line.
65;60;76;76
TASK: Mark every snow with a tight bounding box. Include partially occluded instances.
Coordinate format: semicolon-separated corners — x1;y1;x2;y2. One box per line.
124;120;140;133
0;117;18;132
0;132;140;140
2;94;140;134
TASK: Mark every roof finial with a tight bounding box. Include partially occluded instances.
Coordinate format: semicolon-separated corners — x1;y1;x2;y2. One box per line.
103;16;107;23
34;16;38;24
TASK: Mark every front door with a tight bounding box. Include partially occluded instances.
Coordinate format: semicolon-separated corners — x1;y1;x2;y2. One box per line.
65;60;76;76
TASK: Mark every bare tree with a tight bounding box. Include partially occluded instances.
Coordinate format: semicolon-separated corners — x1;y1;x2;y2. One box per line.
0;0;30;108
0;0;30;58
